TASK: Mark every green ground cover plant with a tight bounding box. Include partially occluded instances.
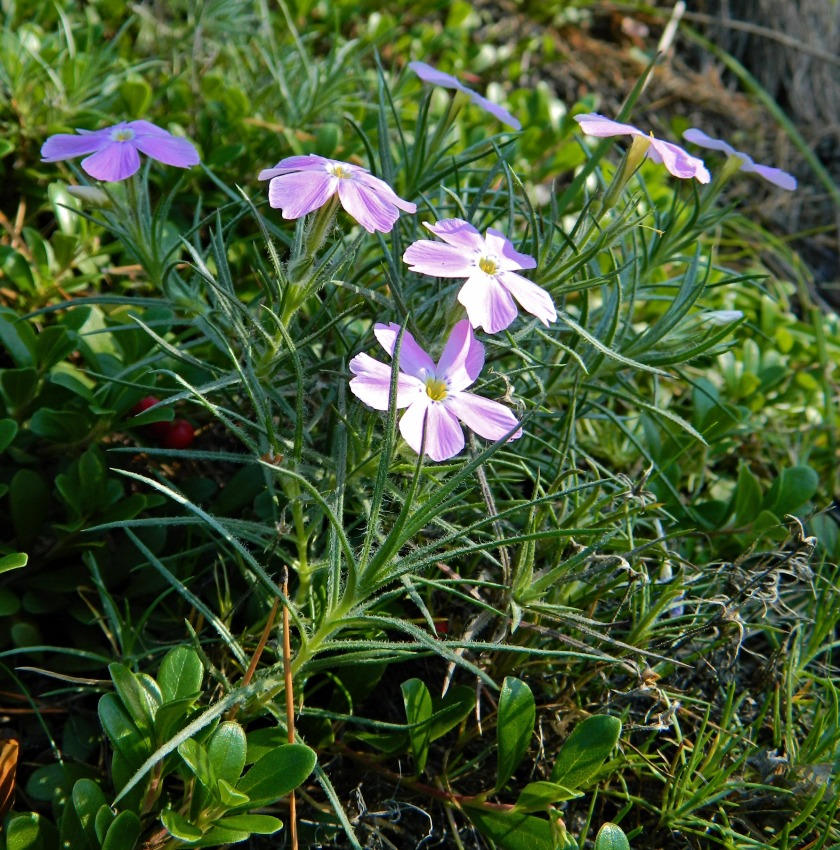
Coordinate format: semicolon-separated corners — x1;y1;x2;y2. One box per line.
1;2;839;849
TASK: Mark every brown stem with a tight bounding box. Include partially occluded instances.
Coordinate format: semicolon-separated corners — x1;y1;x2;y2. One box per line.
225;593;279;722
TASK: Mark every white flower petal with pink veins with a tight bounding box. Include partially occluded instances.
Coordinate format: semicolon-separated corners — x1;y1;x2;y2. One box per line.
373;324;436;378
398;395;466;461
423;218;487;253
446;392;522;443
402;240;478;278
348;353;424;410
435;320;484;392
498;271;557;326
457;272;519;334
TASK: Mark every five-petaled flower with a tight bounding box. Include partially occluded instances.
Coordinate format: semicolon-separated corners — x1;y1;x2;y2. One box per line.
349;320;522;462
258;154;416;234
682;128;797;190
403;218;555;334
41;120;200;182
409;61;521;131
574;113;711;183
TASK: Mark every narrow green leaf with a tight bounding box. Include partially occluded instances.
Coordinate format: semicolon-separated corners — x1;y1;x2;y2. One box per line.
550;715;621;789
496;677;535;791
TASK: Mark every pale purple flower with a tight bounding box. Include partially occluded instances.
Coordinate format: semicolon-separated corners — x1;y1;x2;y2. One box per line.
258;155;416;234
403;219;555;334
682;128;797;190
41;120;199;182
409;61;521;131
574;113;711;183
349;320;521;462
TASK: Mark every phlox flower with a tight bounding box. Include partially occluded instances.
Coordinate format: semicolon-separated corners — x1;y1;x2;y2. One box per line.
403;218;555;334
41;120;199;182
682;128;797;190
349;320;522;462
409;61;522;131
574;113;711;183
258;155;416;234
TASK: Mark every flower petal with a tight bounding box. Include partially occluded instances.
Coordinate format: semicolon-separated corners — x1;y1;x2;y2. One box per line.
457;273;518;334
485;228;536;271
497;271;556;326
467;90;521;130
351;170;416;213
400;399;465;462
743;162;797;190
682;128;737;157
41;129;109;162
266;171;336;219
447;391;522;444
133;133;199;168
373;323;436;378
349;353;423;410
436;320;484;391
258;155;331;181
408;61;466;93
126;120;170;136
424;218;486;253
574;113;643;139
81;142;141;181
403;239;477;278
337;178;402;233
648;138;710;183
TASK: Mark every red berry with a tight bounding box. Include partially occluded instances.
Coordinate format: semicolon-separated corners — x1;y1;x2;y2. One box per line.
160;419;195;449
130;395;161;416
130;395;171;438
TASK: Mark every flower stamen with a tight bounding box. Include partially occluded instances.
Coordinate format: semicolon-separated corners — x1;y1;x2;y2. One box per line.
425;377;448;401
478;255;498;275
329;164;352;179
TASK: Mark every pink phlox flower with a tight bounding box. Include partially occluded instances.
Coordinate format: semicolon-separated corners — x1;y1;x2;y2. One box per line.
258;154;416;234
408;61;521;131
682;128;797;190
349;320;522;462
41;120;200;182
403;218;555;335
574;113;711;183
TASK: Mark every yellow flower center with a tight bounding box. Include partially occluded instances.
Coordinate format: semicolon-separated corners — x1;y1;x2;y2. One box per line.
329;163;352;179
111;128;136;143
425;377;448;401
478;255;498;275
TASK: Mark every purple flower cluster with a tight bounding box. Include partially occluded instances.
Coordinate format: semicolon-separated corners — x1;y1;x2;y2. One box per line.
38;61;796;461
